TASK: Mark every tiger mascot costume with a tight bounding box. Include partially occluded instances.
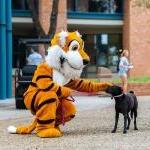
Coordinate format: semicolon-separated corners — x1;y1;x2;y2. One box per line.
8;31;112;138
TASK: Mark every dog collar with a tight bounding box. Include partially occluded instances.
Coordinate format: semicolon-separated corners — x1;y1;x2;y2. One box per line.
112;93;124;99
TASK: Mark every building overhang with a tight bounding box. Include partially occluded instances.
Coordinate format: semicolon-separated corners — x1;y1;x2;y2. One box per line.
12;17;33;23
67;18;123;27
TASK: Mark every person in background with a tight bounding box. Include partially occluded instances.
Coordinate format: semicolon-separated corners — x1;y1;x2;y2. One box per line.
27;47;43;65
118;49;133;93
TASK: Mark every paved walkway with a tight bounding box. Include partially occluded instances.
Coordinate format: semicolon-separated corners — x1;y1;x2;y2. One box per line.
0;96;150;150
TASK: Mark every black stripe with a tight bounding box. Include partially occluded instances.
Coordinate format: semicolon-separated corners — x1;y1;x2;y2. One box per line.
56;87;61;96
30;82;37;87
42;83;54;91
37;119;55;124
88;82;91;87
36;75;52;81
77;80;83;88
38;98;56;109
66;79;73;85
68;40;74;47
70;115;75;118
66;98;74;102
31;90;40;114
68;40;82;48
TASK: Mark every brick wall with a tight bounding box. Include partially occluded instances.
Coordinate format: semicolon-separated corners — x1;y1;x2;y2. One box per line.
123;0;150;77
39;0;52;34
56;0;67;32
38;0;67;56
117;83;150;96
39;0;67;34
128;83;150;96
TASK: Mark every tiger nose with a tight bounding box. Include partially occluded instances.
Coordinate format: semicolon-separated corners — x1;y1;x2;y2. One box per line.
83;59;89;65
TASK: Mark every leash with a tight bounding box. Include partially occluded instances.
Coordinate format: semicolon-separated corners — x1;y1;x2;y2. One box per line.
113;93;124;98
60;99;65;126
61;95;76;126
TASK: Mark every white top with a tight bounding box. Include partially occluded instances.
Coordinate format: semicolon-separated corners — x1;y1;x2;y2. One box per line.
27;52;43;65
119;56;133;72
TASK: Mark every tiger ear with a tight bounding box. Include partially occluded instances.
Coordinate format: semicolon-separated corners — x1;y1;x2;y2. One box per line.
51;33;59;46
75;30;82;38
51;31;68;47
58;30;68;47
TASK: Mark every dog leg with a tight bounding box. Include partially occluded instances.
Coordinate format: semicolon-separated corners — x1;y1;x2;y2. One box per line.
134;110;138;130
123;113;127;134
127;114;131;130
112;112;119;133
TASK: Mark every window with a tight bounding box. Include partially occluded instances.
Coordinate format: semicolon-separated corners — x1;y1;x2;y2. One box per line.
12;0;29;10
83;33;122;73
67;0;76;11
97;33;122;72
67;0;123;13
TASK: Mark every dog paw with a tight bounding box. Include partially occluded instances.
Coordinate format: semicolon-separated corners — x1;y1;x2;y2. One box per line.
134;127;138;130
111;130;116;133
123;130;127;134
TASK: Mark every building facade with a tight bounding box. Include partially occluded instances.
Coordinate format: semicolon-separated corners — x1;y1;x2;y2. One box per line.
12;0;123;78
0;0;150;99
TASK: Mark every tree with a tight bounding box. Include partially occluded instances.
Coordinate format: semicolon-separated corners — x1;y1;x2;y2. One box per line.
28;0;59;39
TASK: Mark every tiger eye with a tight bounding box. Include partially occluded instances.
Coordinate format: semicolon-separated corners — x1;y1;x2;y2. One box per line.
72;46;78;51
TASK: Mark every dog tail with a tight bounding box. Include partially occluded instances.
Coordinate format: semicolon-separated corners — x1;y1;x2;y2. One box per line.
131;110;134;119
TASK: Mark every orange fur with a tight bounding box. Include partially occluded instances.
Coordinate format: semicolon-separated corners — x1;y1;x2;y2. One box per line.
12;31;112;138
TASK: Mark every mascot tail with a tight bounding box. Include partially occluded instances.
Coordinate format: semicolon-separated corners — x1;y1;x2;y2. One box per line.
7;118;37;134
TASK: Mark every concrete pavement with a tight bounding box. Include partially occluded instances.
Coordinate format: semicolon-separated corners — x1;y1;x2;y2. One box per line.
0;96;150;150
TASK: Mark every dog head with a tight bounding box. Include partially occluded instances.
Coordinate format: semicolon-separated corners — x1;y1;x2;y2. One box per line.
106;85;123;97
45;31;90;79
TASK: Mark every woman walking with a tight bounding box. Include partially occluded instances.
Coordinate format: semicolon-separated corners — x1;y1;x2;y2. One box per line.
118;50;133;93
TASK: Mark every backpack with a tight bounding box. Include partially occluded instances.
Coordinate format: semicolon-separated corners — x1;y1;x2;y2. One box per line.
116;58;120;72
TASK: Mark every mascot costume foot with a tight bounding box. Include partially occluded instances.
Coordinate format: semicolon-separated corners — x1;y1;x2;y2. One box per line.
8;31;112;138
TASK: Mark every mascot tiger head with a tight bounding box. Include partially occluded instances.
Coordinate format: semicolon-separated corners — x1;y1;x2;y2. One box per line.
45;31;90;82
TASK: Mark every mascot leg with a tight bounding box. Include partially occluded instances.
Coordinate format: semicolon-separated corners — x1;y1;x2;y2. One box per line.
8;118;37;134
56;99;77;126
35;91;62;138
16;118;37;134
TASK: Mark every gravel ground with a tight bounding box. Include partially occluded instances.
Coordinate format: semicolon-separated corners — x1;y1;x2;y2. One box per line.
0;96;150;150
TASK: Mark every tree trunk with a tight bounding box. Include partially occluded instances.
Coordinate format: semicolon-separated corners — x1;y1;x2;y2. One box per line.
28;0;46;38
29;0;59;39
48;0;59;39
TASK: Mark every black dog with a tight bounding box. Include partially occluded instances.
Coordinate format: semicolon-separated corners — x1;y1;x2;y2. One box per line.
106;85;138;134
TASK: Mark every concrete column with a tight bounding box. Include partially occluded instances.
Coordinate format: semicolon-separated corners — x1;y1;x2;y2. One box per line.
0;0;6;99
6;0;12;98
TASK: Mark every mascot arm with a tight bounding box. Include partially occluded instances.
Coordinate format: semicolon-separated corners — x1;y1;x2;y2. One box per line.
66;79;112;93
34;64;72;98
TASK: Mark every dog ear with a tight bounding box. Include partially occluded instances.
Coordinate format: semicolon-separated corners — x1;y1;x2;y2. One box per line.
120;87;124;92
129;90;134;94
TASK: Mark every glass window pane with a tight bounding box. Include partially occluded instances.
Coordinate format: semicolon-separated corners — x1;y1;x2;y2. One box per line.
97;33;122;72
67;0;123;13
76;0;89;12
67;0;75;11
12;0;29;10
83;34;97;65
